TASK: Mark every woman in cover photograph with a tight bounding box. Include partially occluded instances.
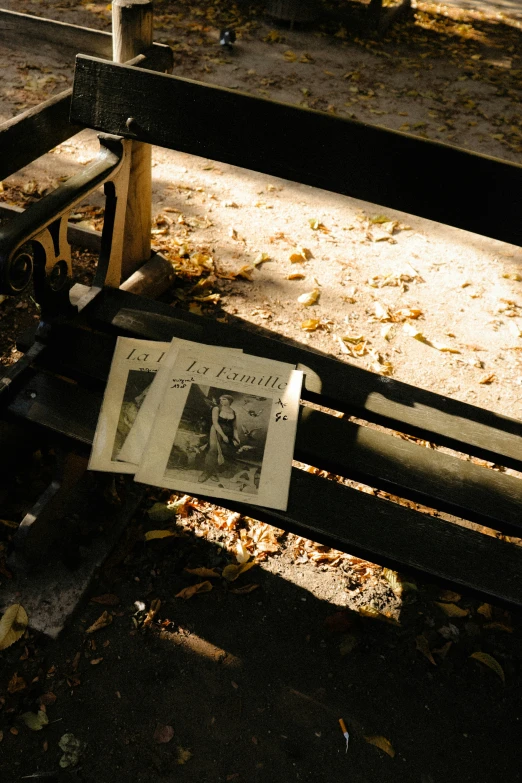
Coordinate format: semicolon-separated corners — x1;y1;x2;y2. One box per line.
198;393;240;483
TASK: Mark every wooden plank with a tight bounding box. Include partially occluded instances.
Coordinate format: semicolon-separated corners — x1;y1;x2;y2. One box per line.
6;371;101;444
6;370;522;606
0;90;80;182
0;10;113;57
0;46;172;182
112;0;153;276
71;55;522;247
296;407;522;537
227;469;522;608
14;323;522;537
80;288;522;471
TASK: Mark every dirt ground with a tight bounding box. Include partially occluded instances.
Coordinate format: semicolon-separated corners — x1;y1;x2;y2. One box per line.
1;1;522;781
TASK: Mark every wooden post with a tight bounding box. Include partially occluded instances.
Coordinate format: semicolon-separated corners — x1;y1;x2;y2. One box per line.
112;0;153;278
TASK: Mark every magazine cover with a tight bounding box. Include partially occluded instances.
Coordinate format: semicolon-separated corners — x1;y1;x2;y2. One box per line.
134;348;303;510
119;340;243;468
89;337;171;473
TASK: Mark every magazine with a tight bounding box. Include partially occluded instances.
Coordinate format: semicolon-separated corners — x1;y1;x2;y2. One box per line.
134;347;302;510
119;340;281;468
90;337;243;473
89;337;171;474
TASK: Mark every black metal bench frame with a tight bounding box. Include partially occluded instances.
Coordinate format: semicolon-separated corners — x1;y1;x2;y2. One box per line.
1;10;521;611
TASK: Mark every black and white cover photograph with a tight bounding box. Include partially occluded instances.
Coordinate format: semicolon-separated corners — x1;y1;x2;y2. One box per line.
118;339;243;468
88;336;169;473
134;347;303;510
111;368;156;461
165;385;271;495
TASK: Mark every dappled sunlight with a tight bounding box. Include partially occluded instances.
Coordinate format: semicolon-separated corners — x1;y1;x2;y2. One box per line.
161;627;242;667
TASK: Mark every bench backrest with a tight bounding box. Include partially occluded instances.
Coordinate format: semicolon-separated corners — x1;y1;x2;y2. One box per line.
71;54;522;248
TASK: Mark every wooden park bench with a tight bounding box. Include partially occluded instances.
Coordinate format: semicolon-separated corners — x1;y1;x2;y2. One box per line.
0;5;521;632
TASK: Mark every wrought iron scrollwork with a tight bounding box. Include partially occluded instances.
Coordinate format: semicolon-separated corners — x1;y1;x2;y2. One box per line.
0;134;131;321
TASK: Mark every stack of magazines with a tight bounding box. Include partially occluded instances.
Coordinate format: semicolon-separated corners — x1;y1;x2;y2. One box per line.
89;337;303;510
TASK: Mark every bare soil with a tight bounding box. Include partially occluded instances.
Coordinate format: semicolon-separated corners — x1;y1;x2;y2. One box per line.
1;2;522;782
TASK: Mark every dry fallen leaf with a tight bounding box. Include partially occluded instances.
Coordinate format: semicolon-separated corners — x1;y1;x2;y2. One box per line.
301;319;320;331
430;341;460;354
176;581;213;599
369;214;392;224
469;652;505;684
382;568;402;595
229;583;260;595
434;602;469;618
39;693;57;707
90;594;120;606
358;605;399;625
222;561;256;582
0;604;28;651
184;567;221;579
403;324;460;352
416;634;437;666
477;603;493;619
144;530;178;541
154;724;174;744
287;272;305;280
433;641;452;659
143;598;161;628
235;264;255;281
297;289;319;306
58;733;84;769
483;622;514;633
364;735;395;757
479;373;496;385
177;746;193;764
438;590;462;603
85;611;113;634
395;307;423;320
341;334;365;344
254;252;271;266
7;673;27;694
20;711;49;732
339;633;358;656
236;539;251;565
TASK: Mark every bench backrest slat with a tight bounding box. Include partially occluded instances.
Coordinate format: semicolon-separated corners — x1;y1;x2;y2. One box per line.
71;54;522;247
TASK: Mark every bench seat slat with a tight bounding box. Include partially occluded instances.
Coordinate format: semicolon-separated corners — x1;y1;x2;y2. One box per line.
7;370;101;444
17;326;522;539
297;408;522;537
78;289;522;472
7;370;522;607
241;469;522;608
